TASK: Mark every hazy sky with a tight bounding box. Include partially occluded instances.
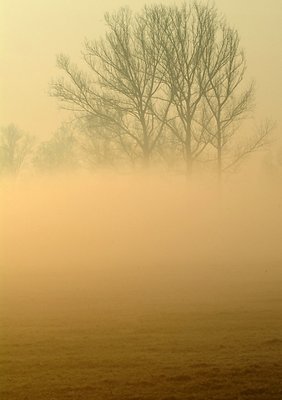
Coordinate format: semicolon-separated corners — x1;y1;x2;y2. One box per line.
1;0;281;138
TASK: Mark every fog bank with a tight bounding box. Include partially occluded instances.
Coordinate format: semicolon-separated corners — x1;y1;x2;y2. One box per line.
1;172;282;315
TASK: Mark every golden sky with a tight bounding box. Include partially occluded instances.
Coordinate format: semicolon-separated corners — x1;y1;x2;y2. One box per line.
1;0;281;138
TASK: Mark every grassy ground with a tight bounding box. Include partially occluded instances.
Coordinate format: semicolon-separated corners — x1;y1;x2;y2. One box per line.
1;280;282;400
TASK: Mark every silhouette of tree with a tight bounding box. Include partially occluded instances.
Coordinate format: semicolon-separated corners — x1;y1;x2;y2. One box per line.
51;2;271;174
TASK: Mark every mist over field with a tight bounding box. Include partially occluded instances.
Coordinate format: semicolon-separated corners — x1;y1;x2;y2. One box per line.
1;172;282;308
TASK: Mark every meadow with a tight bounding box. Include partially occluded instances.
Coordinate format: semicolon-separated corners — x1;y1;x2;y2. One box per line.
1;275;282;400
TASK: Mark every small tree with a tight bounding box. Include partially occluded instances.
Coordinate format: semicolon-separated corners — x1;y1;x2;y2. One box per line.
76;117;120;168
33;125;78;172
0;124;34;175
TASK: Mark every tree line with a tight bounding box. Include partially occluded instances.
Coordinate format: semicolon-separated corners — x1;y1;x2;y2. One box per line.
0;2;274;177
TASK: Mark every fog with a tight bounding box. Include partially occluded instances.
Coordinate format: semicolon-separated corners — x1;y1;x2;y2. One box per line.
1;172;282;319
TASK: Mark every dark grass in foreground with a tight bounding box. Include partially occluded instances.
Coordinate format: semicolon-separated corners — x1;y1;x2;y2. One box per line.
1;282;282;400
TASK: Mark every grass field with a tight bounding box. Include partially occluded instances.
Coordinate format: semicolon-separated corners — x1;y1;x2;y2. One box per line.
1;276;282;400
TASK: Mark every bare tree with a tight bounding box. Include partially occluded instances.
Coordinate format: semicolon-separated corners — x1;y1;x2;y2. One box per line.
144;2;217;172
51;2;271;175
0;124;34;176
51;8;172;166
200;20;257;177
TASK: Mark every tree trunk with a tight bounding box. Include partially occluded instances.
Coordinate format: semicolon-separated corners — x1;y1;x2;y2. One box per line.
185;124;193;174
